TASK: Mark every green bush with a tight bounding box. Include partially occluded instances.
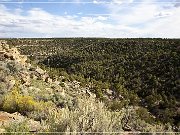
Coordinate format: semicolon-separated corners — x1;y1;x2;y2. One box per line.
3;89;36;114
136;107;155;124
45;97;173;133
4;120;30;134
46;97;124;133
108;100;127;111
0;94;4;109
2;83;49;114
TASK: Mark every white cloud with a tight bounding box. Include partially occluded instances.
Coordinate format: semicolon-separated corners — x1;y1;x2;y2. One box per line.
106;0;158;24
14;8;23;15
96;16;108;21
0;0;12;1
0;1;180;38
104;0;180;38
154;11;172;18
111;0;134;4
174;0;180;7
140;7;180;38
93;0;99;4
77;12;82;15
0;4;137;38
93;0;134;5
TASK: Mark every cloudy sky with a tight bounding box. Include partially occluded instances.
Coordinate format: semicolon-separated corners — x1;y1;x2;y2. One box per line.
0;0;180;38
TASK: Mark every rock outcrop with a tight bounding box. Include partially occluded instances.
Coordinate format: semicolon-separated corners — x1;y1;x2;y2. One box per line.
0;41;27;66
0;40;54;86
0;111;41;132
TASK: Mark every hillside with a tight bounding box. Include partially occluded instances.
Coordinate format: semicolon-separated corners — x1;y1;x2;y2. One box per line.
6;38;180;127
0;39;179;133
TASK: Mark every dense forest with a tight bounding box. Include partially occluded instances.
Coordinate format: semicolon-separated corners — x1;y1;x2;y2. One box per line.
6;38;180;128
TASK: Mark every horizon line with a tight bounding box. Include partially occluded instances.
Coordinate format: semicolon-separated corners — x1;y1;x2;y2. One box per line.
0;37;179;39
0;1;180;4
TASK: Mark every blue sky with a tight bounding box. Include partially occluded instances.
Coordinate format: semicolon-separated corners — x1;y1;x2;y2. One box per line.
0;0;180;38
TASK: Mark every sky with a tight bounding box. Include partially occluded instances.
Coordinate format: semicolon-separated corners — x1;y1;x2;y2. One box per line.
0;0;180;38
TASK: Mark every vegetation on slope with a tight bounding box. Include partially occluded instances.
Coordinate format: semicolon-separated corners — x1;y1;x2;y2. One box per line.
6;38;180;130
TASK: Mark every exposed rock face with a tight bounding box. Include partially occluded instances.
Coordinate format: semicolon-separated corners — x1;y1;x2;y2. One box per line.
7;79;16;91
0;112;12;127
0;111;41;132
19;71;31;86
0;40;53;85
27;119;41;132
42;73;49;82
35;66;45;75
0;41;9;51
106;89;113;95
45;77;52;83
0;41;27;66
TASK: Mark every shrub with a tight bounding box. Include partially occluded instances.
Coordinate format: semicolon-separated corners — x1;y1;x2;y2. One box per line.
27;101;55;121
136;107;155;124
2;89;36;114
2;83;54;117
0;82;7;95
46;97;124;133
45;97;173;133
4;120;30;135
17;96;36;114
0;94;4;109
108;100;125;111
2;83;40;114
128;92;140;106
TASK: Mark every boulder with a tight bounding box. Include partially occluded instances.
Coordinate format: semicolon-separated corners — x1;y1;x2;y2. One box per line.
29;67;36;71
26;63;32;69
60;89;65;97
106;89;113;95
0;42;27;66
0;128;5;133
0;112;12;127
19;55;27;65
35;67;45;75
27;119;41;132
30;74;38;80
0;41;9;50
9;48;20;55
4;52;15;60
0;44;3;51
0;51;5;55
42;73;49;82
4;48;21;61
86;89;96;98
53;80;60;85
20;72;31;86
45;77;52;83
81;88;86;94
5;76;16;91
0;62;7;70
